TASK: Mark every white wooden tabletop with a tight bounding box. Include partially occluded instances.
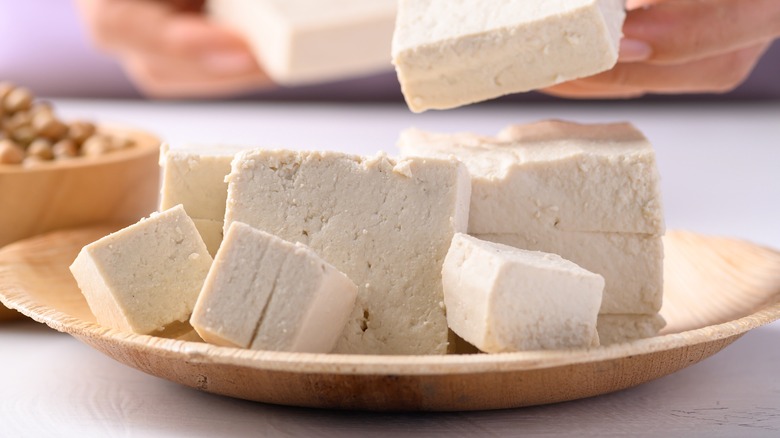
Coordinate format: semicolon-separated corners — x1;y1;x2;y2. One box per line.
1;100;779;437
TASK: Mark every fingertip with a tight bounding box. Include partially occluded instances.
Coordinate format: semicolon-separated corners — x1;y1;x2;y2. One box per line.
618;39;653;63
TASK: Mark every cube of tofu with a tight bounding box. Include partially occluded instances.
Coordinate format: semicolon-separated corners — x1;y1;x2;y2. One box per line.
392;0;626;112
69;205;213;335
159;143;250;221
399;120;665;316
443;234;603;352
191;222;358;353
399;120;665;235
208;0;397;85
225;150;471;355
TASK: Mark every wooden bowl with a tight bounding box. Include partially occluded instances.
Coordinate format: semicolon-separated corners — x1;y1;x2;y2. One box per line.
0;126;161;320
1;227;779;411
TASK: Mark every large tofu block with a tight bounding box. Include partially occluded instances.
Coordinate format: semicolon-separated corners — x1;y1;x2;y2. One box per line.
225;150;471;355
191;222;358;353
208;0;397;85
476;232;663;314
159;144;250;221
443;234;603;352
399;120;664;235
597;314;666;345
392;0;625;112
69;205;213;335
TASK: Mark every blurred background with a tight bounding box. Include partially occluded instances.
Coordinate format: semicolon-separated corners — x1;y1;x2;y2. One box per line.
1;0;778;101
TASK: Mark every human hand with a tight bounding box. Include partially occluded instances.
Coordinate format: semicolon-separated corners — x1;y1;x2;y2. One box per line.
543;0;780;98
75;0;272;98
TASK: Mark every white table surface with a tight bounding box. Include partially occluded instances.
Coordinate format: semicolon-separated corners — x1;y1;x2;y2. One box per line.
1;99;779;437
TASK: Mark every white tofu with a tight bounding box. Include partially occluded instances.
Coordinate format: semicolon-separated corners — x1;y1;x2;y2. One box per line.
392;0;625;112
159;144;250;221
597;314;666;345
399;120;664;235
69;205;213;335
443;234;603;352
208;0;397;85
224;150;471;355
191;222;358;353
475;232;663;314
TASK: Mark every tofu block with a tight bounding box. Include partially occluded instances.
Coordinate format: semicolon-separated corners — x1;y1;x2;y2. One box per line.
69;205;213;335
475;232;663;314
392;0;626;112
159;144;250;221
208;0;397;85
193;219;224;257
443;234;603;352
597;314;666;345
191;222;358;353
225;150;471;355
399;120;664;235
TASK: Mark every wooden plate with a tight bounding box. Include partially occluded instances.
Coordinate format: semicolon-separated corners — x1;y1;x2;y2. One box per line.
1;226;779;411
0;125;161;320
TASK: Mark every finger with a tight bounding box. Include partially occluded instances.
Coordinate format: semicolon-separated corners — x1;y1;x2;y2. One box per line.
618;38;654;63
123;54;273;98
571;42;771;94
624;0;780;65
76;0;245;57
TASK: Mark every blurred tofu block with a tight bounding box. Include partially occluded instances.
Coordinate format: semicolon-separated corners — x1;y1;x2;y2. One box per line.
392;0;626;112
208;0;397;85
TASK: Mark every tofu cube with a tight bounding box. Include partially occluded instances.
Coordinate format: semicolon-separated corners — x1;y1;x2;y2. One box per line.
443;234;603;352
392;0;626;112
399;120;665;315
69;205;213;335
159;144;249;222
225;150;471;355
191;222;358;353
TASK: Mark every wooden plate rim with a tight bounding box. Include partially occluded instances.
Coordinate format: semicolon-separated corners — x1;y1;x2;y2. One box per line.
2;230;779;377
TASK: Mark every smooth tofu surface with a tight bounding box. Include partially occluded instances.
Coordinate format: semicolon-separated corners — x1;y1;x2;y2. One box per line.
392;0;625;111
224;150;471;355
443;234;603;352
208;0;397;85
191;222;357;353
69;205;213;335
476;232;663;314
159;144;250;221
399;120;665;235
597;313;666;345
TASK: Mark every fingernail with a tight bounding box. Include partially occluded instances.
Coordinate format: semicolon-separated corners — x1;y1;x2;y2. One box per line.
619;39;653;62
200;51;258;74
